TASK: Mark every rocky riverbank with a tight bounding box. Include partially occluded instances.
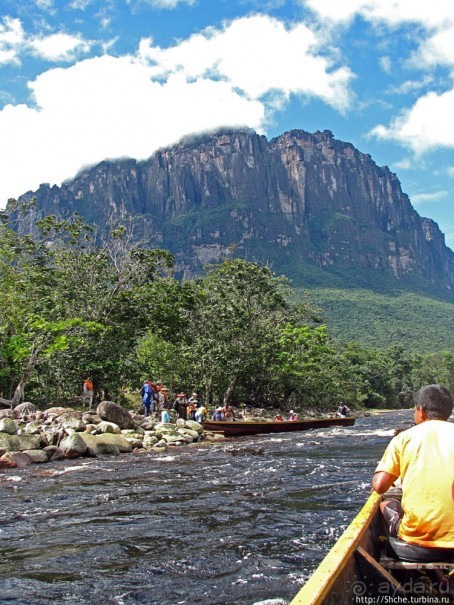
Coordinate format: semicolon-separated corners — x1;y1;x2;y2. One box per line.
0;400;227;470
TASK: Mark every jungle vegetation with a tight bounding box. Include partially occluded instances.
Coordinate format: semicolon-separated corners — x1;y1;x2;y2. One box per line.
1;205;453;412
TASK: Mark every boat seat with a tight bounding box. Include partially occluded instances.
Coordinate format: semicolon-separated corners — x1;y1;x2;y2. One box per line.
386;536;454;564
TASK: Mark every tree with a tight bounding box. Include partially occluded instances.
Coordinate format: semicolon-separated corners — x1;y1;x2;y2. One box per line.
0;205;184;405
275;325;364;410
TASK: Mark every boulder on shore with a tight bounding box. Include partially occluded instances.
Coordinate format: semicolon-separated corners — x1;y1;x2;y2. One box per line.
97;401;134;430
0;451;31;468
59;433;88;458
0;432;20;452
14;402;37;418
0;417;17;435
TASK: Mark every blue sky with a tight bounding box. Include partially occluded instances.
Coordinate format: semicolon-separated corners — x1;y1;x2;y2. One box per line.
1;0;453;250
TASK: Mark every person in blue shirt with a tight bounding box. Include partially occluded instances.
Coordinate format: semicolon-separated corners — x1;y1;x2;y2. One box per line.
141;380;153;417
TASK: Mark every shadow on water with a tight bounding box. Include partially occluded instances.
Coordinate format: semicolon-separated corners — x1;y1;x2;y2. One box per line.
0;410;413;605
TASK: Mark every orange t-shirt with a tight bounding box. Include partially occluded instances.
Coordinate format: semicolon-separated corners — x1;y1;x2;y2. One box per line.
376;419;454;547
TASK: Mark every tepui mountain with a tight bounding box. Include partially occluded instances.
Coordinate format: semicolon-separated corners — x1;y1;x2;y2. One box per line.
11;128;454;298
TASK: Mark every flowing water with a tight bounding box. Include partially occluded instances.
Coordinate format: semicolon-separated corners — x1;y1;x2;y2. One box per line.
0;410;414;605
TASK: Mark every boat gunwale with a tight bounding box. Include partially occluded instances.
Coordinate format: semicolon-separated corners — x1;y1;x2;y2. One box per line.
289;491;382;605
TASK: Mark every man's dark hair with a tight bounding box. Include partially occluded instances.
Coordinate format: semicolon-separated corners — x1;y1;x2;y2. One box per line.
413;384;453;420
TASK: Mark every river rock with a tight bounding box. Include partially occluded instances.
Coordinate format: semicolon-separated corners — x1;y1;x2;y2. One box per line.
96;421;121;434
59;413;85;432
43;446;65;461
59;433;87;458
178;427;199;440
126;438;143;449
0;451;31;467
150;445;167;453
21;421;41;434
79;433;99;456
24;449;49;463
17;433;45;451
184;420;204;434
43;407;69;419
13;402;37;418
96;433;133;453
96;443;120;456
0;417;17;435
0;455;17;469
97;401;133;430
0;409;14;419
42;426;65;447
143;434;159;448
121;429;144;439
176;431;194;443
153;423;180;438
0;432;20;451
204;432;226;441
161;434;186;445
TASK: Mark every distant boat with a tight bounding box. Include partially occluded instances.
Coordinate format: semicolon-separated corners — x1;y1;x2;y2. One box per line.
289;491;454;604
203;416;355;437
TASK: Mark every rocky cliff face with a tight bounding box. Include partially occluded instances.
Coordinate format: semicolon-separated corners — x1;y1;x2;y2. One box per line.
14;128;454;296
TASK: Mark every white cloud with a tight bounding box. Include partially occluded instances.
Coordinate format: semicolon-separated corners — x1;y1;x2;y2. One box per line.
379;55;392;74
392;158;412;171
129;0;196;8
411;190;448;204
410;25;454;69
0;54;264;204
370;88;454;154
301;0;454;28
30;32;91;61
139;15;354;110
300;2;454;82
0;17;91;64
387;76;434;96
0;14;356;205
34;0;54;10
0;17;24;65
69;0;94;9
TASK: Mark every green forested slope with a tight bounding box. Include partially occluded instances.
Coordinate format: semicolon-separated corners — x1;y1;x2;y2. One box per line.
300;289;454;353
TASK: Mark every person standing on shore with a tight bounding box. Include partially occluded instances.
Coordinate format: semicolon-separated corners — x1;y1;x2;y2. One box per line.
141;380;153;417
82;378;94;410
173;393;187;420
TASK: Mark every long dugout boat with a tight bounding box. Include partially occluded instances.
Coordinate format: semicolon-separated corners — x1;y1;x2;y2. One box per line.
202;416;355;437
290;491;454;604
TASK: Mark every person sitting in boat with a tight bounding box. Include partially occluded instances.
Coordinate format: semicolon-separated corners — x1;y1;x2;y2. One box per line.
288;410;298;421
372;384;454;556
223;403;235;421
212;407;224;421
275;414;283;422
336;403;350;417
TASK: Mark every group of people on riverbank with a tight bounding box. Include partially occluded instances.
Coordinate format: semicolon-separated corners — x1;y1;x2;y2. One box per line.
140;381;208;423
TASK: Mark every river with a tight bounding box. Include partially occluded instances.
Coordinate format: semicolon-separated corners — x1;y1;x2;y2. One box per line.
0;410;414;605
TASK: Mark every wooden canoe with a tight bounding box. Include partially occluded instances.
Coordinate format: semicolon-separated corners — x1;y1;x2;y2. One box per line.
203;416;355;437
290;491;454;605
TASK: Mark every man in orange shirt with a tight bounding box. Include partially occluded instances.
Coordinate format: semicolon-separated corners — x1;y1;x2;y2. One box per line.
372;384;454;553
83;377;94;410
